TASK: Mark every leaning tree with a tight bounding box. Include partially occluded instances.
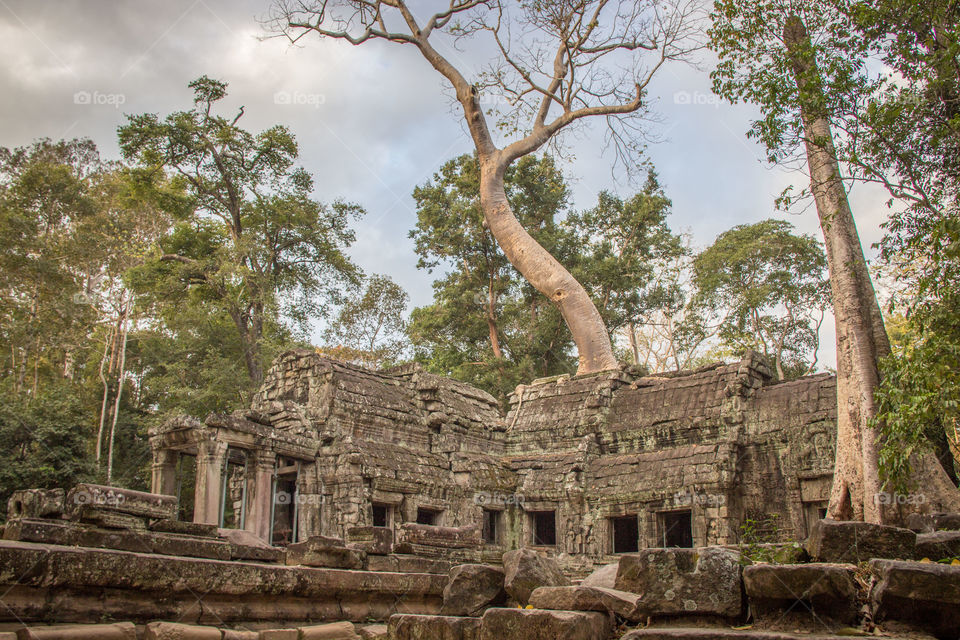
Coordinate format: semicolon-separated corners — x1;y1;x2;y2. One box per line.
269;0;701;374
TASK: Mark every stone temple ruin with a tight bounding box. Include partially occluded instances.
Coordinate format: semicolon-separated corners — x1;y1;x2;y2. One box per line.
2;349;959;639
149;349;837;561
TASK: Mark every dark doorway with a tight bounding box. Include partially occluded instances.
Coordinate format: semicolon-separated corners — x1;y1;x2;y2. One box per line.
482;509;500;544
372;503;390;528
531;510;557;546
271;475;297;546
175;453;197;522
661;510;693;548
612;516;640;553
416;507;441;525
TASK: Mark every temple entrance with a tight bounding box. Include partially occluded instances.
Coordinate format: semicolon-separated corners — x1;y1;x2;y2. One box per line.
219;448;247;529
175;453;196;522
530;510;557;547
271;457;299;546
660;510;693;548
611;515;640;553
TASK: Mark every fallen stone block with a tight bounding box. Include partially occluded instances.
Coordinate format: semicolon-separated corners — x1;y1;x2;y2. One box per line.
222;632;258;640
17;623;136;640
441;564;506;616
479;608;611;640
7;489;64;519
621;629;878;639
870;558;960;639
347;526;394;555
502;548;570;605
528;585;644;621
933;512;960;531
743;563;858;624
579;561;618;589
151;519;219;537
805;518;915;562
356;624;387;639
395;524;482;551
285;536;366;569
298;622;359;639
259;630;297;640
218;528;283;562
71;507;147;530
916;530;960;560
66;483;176;520
366;554;451;574
614;547;742;618
910;511;960;533
144;621;222;639
387;614;481;640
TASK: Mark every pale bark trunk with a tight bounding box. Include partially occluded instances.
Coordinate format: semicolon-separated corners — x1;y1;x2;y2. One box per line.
478;160;618;374
107;303;129;484
627;322;640;365
785;15;960;522
487;278;503;359
95;326;112;466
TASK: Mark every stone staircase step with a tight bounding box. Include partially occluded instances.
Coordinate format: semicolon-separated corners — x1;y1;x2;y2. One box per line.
620;628;905;640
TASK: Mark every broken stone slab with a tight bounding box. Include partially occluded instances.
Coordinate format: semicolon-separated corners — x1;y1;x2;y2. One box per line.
144;621;222;639
614;547;742;618
805;518;916;563
870;558;960;639
742;563;858;624
151;519;219;537
395;524;482;551
5;518;232;560
478;608;611;640
528;585;645;621
906;512;960;533
7;489;64;519
388;614;481;640
222;632;259;640
298;622;360;639
366;554;451;574
17;623;136;640
258;630;298;640
65;483;176;520
502;548;571;605
71;507;147;530
915;530;960;560
356;624;387;639
441;564;506;617
346;526;394;555
579;561;618;589
285;535;366;569
218;528;283;562
620;629;888;640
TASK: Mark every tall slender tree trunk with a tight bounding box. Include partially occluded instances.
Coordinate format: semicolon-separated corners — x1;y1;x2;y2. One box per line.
95;325;113;467
627;322;641;365
478;159;618;374
785;15;960;522
486;279;503;360
107;301;130;484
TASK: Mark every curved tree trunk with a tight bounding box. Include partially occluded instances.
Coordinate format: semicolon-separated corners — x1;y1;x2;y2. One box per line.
478;159;618;374
785;15;960;523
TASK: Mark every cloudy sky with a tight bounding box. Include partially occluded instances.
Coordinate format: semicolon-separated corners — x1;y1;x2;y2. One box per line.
0;0;897;370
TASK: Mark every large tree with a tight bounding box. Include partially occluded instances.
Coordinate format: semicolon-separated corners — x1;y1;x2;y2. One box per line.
271;0;700;374
693;219;829;381
710;0;960;521
119;77;363;385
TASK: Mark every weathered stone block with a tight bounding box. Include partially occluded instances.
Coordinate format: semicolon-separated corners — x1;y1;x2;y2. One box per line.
388;614;481;640
395;524;482;551
743;563;858;624
479;608;611;640
222;632;258;640
805;518;916;563
219;528;283;562
66;483;176;520
916;530;960;560
286;536;366;569
7;489;64;519
347;526;394;555
259;630;298;640
151;519;219;537
366;554;451;574
579;562;618;589
502;549;570;605
298;622;359;639
870;558;960;638
614;547;742;618
441;564;506;616
17;623;136;640
144;621;222;639
528;585;645;621
356;624;387;640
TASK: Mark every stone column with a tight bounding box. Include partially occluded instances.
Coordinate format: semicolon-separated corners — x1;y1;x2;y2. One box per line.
151;449;178;498
244;450;276;542
193;439;227;525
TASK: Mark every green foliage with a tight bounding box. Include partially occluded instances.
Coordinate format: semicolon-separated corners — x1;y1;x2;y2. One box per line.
0;382;95;518
119;76;363;384
693;219;830;379
737;513;803;564
322;274;410;368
